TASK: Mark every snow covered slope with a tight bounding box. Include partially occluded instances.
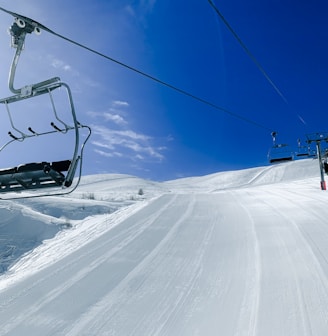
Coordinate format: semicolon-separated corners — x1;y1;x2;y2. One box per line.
165;158;319;192
1;158;328;335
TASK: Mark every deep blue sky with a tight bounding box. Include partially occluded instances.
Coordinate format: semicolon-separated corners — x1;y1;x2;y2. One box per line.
0;0;327;181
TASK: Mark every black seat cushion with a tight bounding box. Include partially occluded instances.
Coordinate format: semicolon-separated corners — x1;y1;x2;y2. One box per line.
0;160;72;192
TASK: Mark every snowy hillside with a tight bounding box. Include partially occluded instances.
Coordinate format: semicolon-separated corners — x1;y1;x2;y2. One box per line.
1;158;328;335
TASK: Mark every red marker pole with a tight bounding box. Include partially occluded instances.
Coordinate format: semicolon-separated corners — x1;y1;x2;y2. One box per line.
321;181;326;190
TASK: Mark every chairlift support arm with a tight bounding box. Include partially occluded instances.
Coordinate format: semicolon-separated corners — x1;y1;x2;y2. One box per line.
8;20;58;96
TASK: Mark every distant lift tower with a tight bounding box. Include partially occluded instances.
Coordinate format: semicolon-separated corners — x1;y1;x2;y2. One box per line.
306;132;328;190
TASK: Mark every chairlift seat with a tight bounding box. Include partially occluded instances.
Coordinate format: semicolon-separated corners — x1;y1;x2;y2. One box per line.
296;153;309;157
269;156;293;164
0;160;71;193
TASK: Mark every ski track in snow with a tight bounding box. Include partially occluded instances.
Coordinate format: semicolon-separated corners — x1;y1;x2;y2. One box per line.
0;193;266;335
0;195;176;334
231;192;261;336
243;187;328;335
1;159;328;334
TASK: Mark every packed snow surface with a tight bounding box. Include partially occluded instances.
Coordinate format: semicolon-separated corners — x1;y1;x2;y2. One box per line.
1;159;328;335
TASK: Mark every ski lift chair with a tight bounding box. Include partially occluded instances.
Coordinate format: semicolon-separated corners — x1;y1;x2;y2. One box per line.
295;148;310;158
268;143;294;164
0;17;91;198
268;132;293;164
295;139;311;159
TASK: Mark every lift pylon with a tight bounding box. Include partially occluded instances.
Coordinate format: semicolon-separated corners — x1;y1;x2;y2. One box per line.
306;132;328;190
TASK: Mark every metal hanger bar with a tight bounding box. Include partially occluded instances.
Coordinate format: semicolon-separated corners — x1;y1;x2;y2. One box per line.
48;88;69;132
4;101;27;139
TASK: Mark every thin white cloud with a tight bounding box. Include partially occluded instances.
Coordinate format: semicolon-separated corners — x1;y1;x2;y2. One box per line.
87;100;130;126
45;55;100;91
91;141;115;151
87;111;128;126
50;58;72;72
113;100;129;107
94;149;123;158
92;125;164;161
125;142;164;160
92;126;149;147
91;99;166;163
103;113;127;125
118;129;150;141
135;154;144;160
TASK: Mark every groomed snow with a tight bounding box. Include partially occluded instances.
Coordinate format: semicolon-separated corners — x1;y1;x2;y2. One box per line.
1;158;328;335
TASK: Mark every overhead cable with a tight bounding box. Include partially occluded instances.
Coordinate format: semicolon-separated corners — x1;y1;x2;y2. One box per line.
207;0;308;126
0;6;272;132
207;0;288;103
